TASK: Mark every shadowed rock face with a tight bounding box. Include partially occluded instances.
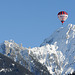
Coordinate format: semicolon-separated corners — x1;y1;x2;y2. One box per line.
0;53;34;75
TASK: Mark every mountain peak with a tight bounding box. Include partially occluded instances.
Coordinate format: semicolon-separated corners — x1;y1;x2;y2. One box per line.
0;24;75;75
41;24;75;46
39;24;75;74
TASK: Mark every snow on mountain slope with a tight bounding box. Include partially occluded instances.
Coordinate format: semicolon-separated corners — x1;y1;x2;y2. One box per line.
29;43;65;75
0;24;75;75
40;24;75;74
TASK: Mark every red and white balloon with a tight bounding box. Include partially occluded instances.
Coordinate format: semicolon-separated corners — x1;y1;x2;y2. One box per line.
58;11;68;24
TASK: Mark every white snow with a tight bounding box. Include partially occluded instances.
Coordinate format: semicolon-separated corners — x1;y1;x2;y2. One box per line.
40;24;75;74
29;44;65;75
12;63;15;66
0;24;75;75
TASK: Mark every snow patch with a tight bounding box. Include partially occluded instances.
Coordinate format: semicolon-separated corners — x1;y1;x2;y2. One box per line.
0;68;12;72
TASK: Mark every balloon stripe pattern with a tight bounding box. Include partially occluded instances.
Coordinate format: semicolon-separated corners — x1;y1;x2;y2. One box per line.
58;11;68;24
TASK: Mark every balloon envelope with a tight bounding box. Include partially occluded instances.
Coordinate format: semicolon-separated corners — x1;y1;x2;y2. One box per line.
58;11;68;24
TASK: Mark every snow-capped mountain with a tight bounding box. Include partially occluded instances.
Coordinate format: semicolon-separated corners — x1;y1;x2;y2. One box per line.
0;24;75;75
40;24;75;74
0;40;50;75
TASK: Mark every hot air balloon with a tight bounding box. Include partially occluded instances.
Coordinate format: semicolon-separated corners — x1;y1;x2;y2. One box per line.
57;11;68;25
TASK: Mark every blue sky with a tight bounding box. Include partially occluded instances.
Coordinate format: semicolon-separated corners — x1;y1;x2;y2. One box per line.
0;0;75;47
